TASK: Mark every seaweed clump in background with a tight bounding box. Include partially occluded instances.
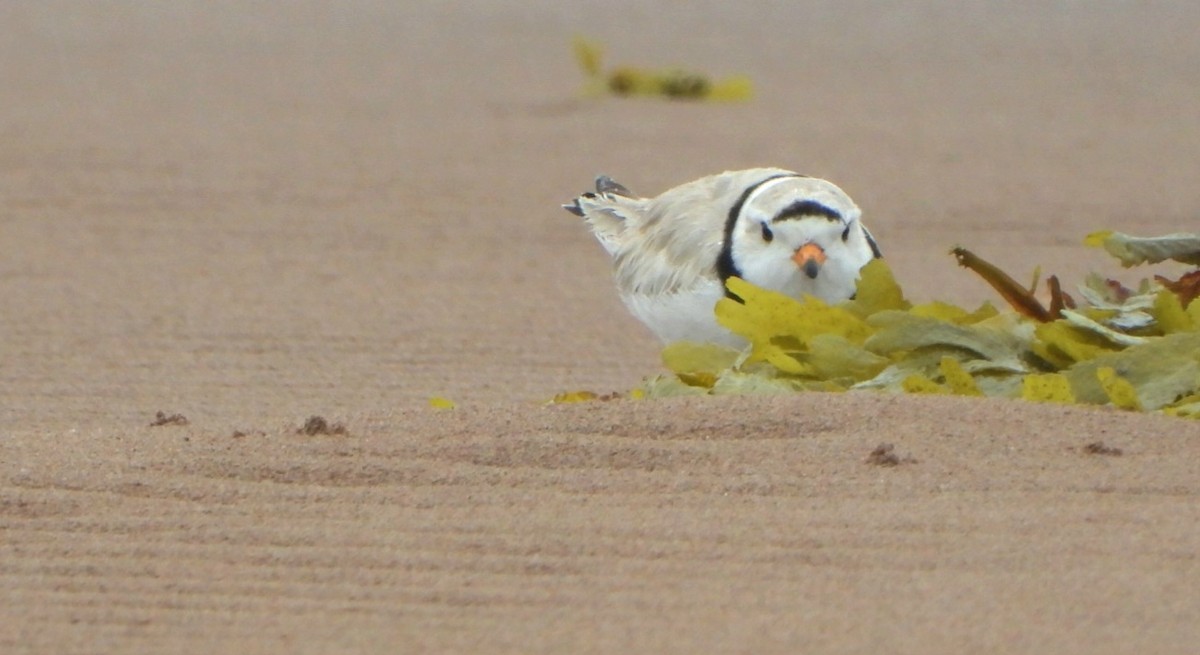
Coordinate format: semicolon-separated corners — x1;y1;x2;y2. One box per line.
573;36;753;102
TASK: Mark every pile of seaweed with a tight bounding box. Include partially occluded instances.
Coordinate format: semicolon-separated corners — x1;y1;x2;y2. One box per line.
637;231;1200;418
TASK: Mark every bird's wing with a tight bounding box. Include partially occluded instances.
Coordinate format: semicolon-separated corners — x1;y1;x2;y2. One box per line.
613;168;797;297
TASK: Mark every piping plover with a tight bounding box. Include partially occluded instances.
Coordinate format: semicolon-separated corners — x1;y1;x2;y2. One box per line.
564;168;882;346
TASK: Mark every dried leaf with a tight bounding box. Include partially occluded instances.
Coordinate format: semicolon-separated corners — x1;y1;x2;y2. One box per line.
952;247;1052;321
1155;270;1200;308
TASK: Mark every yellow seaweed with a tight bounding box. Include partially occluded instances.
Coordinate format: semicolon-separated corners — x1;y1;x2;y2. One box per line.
844;259;909;318
939;357;984;396
901;374;950;395
595;229;1200;419
1021;373;1076;404
1096;367;1142;411
1152;289;1195;334
550;390;599;404
717;277;873;348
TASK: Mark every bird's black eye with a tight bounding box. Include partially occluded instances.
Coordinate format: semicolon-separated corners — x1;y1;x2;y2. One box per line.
761;222;773;242
841;224;851;242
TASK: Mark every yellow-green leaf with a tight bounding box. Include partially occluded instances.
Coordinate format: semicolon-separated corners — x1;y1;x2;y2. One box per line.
1163;393;1200;419
572;36;604;77
1083;230;1114;248
1152;288;1195;334
866;311;1026;362
637;375;710;399
550;390;598;404
1096;367;1142;411
1062;332;1200;409
711;370;799;395
717;277;873;347
662;341;740;376
707;76;754;101
845;259;909;318
939;356;983;396
801;334;890;383
901;374;950;394
1032;320;1121;368
1021;373;1075;404
909;301;999;325
429;396;457;410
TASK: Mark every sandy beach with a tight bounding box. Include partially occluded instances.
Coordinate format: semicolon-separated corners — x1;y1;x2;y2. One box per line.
3;2;1199;653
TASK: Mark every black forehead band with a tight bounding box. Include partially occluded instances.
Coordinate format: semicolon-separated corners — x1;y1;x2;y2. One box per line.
772;199;842;223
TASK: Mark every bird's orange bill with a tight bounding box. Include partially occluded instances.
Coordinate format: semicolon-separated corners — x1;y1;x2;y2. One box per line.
793;243;826;279
792;243;827;268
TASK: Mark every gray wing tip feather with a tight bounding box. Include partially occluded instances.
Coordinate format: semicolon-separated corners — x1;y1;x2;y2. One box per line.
595;175;633;197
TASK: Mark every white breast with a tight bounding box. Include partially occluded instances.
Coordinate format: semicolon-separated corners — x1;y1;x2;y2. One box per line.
619;279;743;348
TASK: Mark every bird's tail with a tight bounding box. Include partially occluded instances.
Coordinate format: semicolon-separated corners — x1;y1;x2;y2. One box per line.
562;175;634;215
562;176;644;255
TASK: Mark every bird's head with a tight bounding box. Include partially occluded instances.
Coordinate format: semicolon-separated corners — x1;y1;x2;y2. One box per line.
728;176;880;303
